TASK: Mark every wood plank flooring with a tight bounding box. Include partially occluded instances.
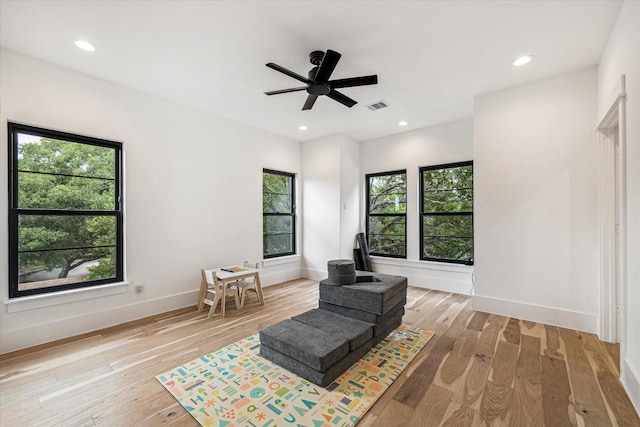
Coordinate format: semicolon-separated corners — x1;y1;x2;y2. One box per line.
1;279;638;426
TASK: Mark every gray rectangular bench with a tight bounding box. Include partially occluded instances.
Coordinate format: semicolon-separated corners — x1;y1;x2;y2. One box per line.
259;261;407;387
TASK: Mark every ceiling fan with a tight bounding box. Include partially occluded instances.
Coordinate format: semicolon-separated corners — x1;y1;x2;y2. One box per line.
264;49;378;110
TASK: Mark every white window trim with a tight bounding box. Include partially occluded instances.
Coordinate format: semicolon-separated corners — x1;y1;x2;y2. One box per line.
262;254;301;267
3;281;129;313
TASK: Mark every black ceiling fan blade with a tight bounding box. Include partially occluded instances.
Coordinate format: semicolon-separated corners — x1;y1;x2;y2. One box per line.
265;86;307;95
329;75;378;89
302;94;318;110
327;89;357;108
315;49;341;82
266;63;311;84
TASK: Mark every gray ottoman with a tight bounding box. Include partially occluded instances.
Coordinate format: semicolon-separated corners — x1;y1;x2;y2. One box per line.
260;338;372;387
291;309;373;351
326;259;357;285
259;319;348;372
319;272;407;315
259;265;409;387
259;309;375;387
319;297;407;324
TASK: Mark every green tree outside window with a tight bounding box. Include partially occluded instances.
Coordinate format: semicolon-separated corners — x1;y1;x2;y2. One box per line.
366;170;407;258
263;170;295;258
420;162;473;264
8;123;123;297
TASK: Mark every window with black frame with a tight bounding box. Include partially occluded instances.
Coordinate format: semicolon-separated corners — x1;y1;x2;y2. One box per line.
263;169;296;258
366;170;407;258
420;161;473;265
8;123;123;298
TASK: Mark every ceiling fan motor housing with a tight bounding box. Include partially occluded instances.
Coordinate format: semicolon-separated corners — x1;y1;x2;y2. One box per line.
306;64;330;95
307;83;331;96
309;50;325;66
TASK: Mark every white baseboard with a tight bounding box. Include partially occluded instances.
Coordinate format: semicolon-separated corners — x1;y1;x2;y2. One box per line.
0;263;303;354
405;276;472;295
259;267;303;287
370;257;473;295
260;258;302;287
472;294;598;333
622;358;640;415
302;268;327;281
0;289;198;354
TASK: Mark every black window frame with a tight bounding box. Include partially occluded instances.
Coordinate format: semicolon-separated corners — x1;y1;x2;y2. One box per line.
262;169;296;259
419;161;473;265
366;169;407;258
8;122;124;298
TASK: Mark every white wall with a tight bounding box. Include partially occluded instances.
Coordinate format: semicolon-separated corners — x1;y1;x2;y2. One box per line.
301;134;360;280
339;137;361;259
360;119;474;294
473;68;599;333
597;0;640;412
0;49;302;353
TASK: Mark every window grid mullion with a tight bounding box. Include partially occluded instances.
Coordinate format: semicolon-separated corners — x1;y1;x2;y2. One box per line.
17;209;119;216
17;169;116;182
19;244;117;254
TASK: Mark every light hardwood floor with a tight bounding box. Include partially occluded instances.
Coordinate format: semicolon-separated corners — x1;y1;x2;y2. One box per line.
0;279;638;426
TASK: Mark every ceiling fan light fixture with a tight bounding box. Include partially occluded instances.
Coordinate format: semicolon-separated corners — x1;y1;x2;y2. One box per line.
512;55;534;67
75;40;95;52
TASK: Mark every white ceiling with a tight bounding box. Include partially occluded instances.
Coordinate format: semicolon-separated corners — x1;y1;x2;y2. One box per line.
0;0;622;142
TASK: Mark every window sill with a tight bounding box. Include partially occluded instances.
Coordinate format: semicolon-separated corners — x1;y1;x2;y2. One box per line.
370;256;474;273
3;281;129;313
262;254;301;267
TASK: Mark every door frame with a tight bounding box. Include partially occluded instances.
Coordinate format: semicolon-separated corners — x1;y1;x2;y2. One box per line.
596;75;626;344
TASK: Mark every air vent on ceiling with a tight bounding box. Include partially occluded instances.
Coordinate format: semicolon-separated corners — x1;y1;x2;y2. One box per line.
366;100;388;111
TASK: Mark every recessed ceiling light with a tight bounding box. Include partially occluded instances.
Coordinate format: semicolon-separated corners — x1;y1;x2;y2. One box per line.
298;125;308;131
398;120;408;126
75;40;95;52
512;55;534;67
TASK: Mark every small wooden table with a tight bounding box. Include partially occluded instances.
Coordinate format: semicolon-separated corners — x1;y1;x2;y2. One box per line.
206;266;264;318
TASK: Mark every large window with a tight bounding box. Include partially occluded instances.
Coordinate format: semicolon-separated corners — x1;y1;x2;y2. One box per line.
420;161;473;265
263;169;295;258
366;170;407;258
8;123;123;298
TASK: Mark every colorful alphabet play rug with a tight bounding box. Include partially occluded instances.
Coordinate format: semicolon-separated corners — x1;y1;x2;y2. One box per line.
156;324;434;427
